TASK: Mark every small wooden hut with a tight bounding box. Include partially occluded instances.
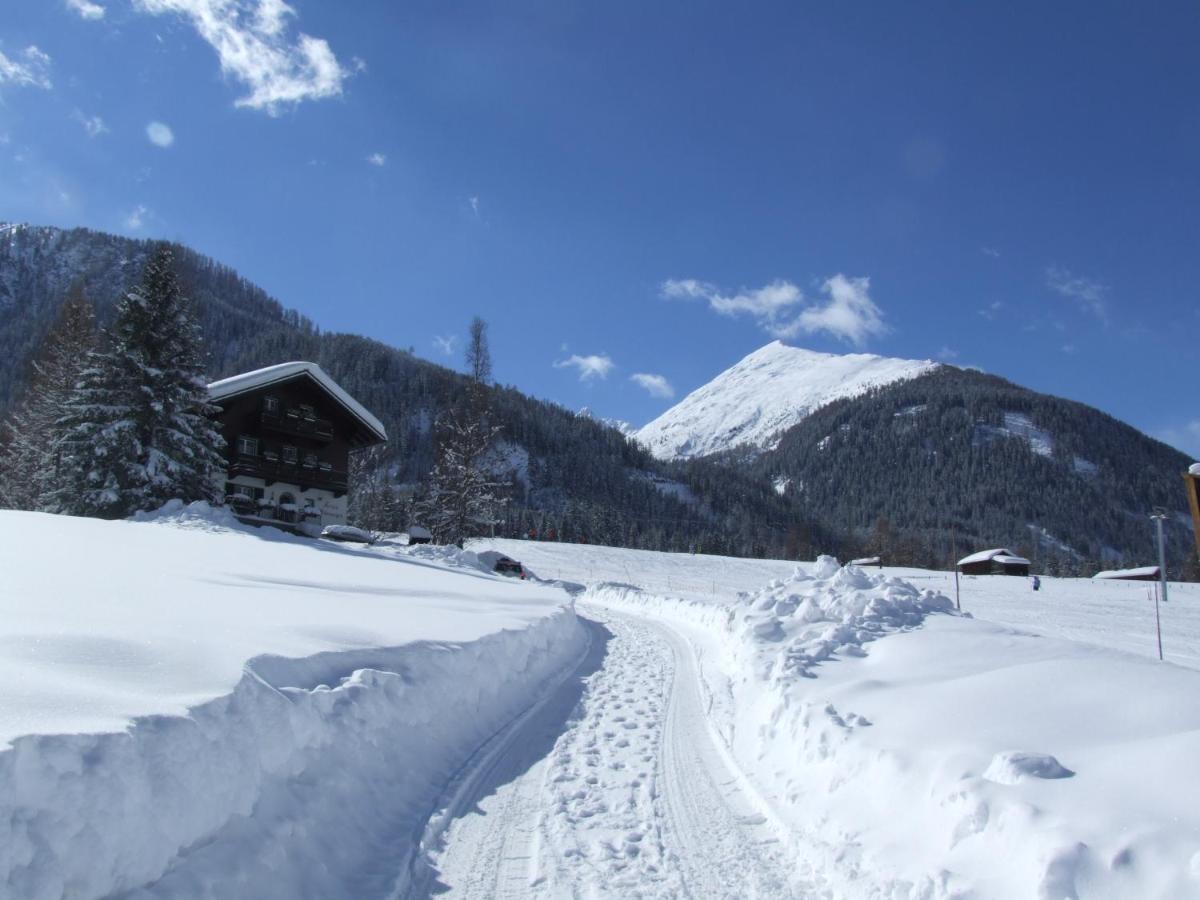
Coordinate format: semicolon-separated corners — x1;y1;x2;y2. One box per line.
957;548;1031;577
1093;566;1160;582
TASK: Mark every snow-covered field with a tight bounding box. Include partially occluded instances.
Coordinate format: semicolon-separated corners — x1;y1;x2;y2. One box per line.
4;513;1199;899
0;505;586;899
481;538;1200;669
473;538;1200;898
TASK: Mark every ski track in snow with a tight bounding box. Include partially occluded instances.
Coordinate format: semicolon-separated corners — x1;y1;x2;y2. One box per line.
424;607;805;899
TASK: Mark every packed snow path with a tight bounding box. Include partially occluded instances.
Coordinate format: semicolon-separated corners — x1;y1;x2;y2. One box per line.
421;606;804;898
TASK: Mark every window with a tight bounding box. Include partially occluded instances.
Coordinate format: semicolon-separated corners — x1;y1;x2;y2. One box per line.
303;452;318;468
224;483;263;501
237;435;258;456
263;395;280;415
282;445;298;464
299;404;316;420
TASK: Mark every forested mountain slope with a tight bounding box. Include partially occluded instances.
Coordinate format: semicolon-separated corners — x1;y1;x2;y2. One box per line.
0;223;825;557
750;366;1196;575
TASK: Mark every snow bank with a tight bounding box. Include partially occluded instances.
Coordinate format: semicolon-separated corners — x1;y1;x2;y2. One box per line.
583;556;1200;899
0;509;586;898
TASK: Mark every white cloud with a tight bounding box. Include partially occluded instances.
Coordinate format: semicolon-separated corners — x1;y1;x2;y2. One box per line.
124;204;150;230
664;274;888;347
785;275;888;346
555;353;614;381
0;46;53;90
133;0;351;114
630;372;674;399
937;346;959;360
981;246;1001;258
66;0;106;19
432;334;457;356
1159;419;1200;459
469;195;480;218
146;121;174;147
366;152;386;166
74;111;109;137
1046;265;1109;323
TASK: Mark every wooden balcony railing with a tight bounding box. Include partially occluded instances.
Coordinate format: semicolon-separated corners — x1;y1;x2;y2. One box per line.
228;454;348;494
260;409;334;441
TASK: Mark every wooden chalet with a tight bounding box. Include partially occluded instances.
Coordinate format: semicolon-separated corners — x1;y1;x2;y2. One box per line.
957;548;1031;577
207;362;387;534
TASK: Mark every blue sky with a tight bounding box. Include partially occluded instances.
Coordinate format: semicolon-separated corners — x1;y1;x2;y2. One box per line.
1;1;1198;455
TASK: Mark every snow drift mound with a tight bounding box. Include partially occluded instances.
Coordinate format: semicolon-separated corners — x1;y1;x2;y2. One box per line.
0;509;590;899
733;555;956;677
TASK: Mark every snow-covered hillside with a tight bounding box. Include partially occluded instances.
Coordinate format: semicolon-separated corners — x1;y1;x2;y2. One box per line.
635;340;938;459
0;506;585;899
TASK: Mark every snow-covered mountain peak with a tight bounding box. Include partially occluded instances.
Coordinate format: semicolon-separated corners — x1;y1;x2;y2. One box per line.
635;341;938;459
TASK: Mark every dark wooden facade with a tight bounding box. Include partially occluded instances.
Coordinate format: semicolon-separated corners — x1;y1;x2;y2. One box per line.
209;366;385;530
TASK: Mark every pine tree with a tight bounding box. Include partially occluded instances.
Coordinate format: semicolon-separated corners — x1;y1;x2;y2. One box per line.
56;246;226;518
416;409;506;545
466;315;493;387
0;284;98;511
348;445;407;533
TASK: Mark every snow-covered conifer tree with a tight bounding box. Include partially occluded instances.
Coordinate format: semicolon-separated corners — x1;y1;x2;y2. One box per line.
0;284;98;511
56;246;225;518
416;409;505;545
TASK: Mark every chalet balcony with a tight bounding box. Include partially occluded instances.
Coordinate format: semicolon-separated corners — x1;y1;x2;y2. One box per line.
259;408;335;442
228;453;348;495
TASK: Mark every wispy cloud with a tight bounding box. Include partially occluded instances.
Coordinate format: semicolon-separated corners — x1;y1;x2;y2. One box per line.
555;353;614;381
1158;419;1200;459
74;110;109;137
662;278;801;323
124;204;150;230
146;121;174;147
981;246;1001;259
978;300;1004;321
630;372;674;399
66;0;106;19
469;195;480;218
1046;265;1109;323
937;346;959;360
432;334;457;357
0;46;52;90
662;274;888;347
133;0;352;114
366;151;386;166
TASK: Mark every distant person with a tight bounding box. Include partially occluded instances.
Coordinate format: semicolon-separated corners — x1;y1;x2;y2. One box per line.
1032;575;1041;591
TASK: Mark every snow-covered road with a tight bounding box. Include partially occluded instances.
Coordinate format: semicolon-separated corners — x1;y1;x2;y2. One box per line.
423;604;806;899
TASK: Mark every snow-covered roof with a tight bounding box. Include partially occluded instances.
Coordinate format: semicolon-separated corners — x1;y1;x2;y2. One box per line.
1094;566;1160;580
957;548;1029;567
208;362;387;443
